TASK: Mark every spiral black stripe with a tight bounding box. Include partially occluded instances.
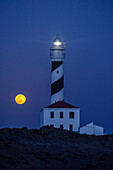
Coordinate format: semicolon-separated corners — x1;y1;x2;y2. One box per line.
51;61;63;72
51;76;64;96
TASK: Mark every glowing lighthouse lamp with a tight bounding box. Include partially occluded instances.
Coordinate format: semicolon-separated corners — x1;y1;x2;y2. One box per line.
53;39;62;46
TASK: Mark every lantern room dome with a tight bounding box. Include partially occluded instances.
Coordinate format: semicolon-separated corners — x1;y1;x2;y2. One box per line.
50;34;65;50
53;34;62;46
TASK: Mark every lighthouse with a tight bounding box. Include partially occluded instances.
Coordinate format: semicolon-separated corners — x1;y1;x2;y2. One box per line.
40;35;80;132
40;35;105;135
50;34;65;104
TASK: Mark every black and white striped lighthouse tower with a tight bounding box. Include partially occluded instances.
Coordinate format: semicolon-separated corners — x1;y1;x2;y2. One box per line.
50;35;65;104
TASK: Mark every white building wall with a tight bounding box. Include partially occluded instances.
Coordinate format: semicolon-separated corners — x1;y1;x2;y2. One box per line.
80;125;93;135
40;108;80;132
93;125;104;135
80;122;104;135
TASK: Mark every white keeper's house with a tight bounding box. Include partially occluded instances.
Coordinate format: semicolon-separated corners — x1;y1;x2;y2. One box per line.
40;101;80;131
40;34;104;135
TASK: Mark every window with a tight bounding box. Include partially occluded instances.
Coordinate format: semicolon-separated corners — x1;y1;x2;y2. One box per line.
57;70;59;74
60;124;63;129
69;124;73;131
60;112;63;118
50;112;54;118
69;112;74;118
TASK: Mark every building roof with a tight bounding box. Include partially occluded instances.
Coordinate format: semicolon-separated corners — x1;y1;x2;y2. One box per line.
45;101;79;108
80;122;104;129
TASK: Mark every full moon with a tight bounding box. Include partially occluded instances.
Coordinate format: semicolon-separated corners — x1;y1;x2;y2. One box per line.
15;94;26;104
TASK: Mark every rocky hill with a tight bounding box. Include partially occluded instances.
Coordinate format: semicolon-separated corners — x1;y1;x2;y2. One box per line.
0;126;113;170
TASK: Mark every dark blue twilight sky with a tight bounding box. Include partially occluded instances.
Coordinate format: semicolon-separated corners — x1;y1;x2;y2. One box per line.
0;0;113;133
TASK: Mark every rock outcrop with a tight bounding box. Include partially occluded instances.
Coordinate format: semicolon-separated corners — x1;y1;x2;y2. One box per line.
0;126;113;169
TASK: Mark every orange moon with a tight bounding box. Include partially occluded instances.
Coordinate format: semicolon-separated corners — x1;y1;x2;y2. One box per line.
15;94;26;104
